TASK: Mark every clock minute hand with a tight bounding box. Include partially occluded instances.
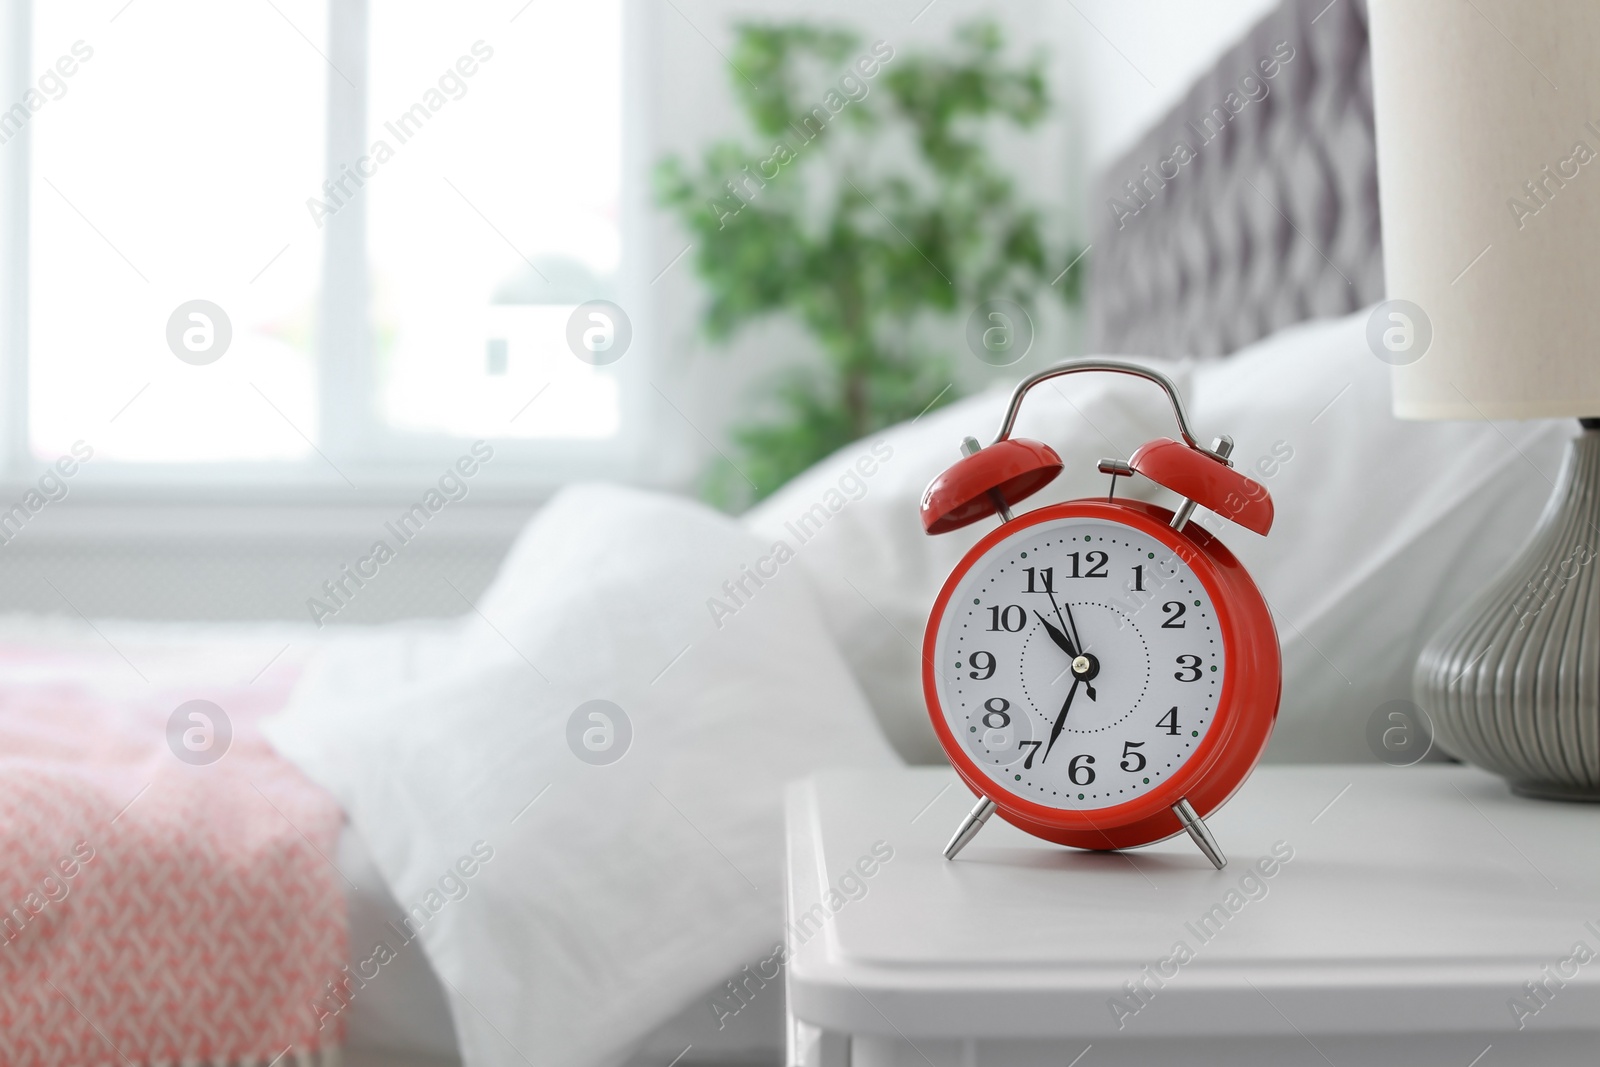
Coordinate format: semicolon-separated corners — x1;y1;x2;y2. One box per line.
1043;676;1081;763
1045;586;1085;659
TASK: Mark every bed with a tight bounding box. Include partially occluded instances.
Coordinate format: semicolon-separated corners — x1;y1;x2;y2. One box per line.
2;1;1574;1065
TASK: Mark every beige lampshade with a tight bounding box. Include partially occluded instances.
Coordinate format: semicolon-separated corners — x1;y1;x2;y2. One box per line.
1370;0;1600;420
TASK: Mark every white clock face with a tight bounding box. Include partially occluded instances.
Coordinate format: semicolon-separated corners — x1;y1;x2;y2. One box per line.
932;516;1224;812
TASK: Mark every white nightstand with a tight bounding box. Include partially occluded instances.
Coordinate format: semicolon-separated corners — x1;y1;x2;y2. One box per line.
784;765;1600;1067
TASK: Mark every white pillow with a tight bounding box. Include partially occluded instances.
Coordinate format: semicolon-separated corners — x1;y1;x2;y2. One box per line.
744;358;1196;763
747;311;1568;765
264;484;898;1067
1186;312;1565;760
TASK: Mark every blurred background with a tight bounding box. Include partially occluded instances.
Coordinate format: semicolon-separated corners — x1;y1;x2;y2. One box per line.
0;0;1277;623
14;5;1600;1067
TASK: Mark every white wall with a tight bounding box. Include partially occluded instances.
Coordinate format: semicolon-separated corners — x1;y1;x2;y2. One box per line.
1071;0;1282;169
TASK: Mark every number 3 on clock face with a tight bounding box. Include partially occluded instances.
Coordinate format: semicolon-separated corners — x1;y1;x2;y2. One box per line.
930;515;1224;812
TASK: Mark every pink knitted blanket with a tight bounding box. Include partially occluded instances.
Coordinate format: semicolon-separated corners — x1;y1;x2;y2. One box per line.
0;629;346;1066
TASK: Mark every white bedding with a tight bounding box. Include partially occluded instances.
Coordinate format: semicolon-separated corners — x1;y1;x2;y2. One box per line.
265;485;898;1067
338;825;460;1063
338;821;785;1067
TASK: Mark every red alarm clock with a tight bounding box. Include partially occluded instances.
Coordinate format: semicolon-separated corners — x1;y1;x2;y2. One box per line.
920;360;1280;868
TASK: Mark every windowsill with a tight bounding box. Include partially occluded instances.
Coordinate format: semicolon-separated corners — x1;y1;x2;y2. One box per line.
12;494;539;543
0;450;673;550
0;485;546;621
2;476;564;509
0;453;651;508
0;475;577;548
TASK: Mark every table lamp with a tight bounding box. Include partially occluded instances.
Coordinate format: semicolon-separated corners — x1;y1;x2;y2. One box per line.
1370;0;1600;800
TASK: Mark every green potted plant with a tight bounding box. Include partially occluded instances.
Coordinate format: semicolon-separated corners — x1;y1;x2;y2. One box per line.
656;19;1081;506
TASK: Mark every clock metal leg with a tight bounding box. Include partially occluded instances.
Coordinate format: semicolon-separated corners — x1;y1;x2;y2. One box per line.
1173;797;1227;869
943;795;997;860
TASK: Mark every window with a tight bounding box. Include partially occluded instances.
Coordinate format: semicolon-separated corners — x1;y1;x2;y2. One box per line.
28;0;327;466
365;2;623;445
5;0;632;486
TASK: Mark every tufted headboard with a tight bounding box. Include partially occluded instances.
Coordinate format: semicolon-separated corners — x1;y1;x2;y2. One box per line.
1086;0;1384;359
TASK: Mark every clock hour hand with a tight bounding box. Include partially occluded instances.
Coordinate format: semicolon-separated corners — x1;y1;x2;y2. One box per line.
1034;611;1077;658
1043;676;1081;763
1034;612;1096;701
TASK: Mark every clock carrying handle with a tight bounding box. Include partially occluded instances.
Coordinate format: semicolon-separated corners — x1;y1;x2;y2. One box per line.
991;359;1228;463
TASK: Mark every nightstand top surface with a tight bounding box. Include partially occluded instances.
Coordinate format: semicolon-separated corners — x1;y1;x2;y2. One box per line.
785;764;1600;1039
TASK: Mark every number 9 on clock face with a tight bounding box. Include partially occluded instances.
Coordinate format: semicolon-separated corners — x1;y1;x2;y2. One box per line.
930;516;1223;811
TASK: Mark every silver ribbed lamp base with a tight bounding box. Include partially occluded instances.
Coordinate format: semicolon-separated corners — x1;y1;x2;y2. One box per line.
1415;428;1600;801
